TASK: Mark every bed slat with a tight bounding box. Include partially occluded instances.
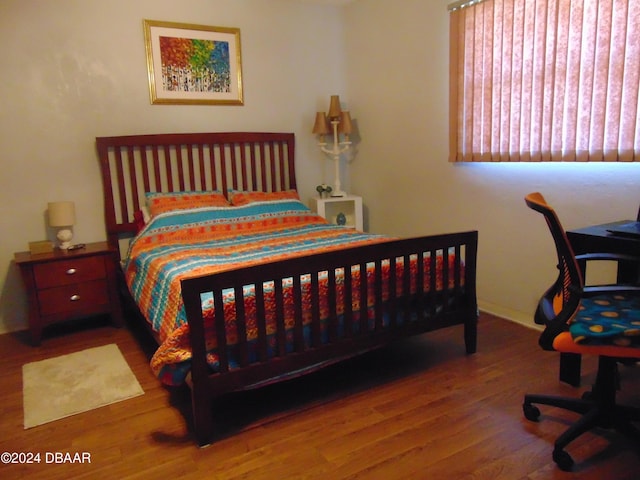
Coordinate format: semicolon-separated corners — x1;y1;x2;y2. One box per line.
274;278;286;357
374;259;384;331
343;266;354;339
214;288;229;373
358;261;368;335
293;274;304;352
310;272;321;348
327;268;338;342
254;282;268;363
387;257;398;328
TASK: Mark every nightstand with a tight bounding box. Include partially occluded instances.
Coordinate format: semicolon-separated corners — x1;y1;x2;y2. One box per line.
311;194;364;231
14;241;124;345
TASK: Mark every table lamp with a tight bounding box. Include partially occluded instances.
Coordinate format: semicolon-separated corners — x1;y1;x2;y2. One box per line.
48;201;76;249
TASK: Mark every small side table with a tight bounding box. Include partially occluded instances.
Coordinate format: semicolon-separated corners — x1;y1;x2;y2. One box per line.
310;195;364;231
14;241;124;345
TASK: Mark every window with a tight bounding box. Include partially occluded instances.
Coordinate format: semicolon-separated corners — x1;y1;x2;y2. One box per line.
449;0;640;162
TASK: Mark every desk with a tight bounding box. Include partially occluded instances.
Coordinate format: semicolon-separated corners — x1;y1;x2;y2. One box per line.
559;221;640;386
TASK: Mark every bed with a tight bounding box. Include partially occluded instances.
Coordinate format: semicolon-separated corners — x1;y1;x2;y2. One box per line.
96;131;478;446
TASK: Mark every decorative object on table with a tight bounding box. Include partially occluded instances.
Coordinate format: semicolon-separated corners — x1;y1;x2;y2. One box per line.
47;201;75;250
143;19;243;105
336;212;347;226
310;195;364;232
315;184;333;198
312;95;354;197
28;240;53;255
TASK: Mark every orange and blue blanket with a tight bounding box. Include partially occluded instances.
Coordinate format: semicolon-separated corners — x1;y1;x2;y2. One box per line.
125;200;395;385
126;200;462;385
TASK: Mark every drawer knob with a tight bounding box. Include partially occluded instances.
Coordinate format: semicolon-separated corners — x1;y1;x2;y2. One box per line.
70;294;81;301
66;268;77;275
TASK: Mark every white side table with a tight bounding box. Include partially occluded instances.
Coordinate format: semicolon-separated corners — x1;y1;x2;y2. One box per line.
310;195;364;231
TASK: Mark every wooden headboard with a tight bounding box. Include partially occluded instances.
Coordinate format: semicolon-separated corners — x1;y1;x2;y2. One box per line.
96;132;296;252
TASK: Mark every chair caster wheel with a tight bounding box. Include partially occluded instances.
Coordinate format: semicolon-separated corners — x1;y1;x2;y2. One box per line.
523;403;540;421
553;448;574;471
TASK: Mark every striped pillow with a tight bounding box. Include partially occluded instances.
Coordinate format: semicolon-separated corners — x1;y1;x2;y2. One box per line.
146;191;229;216
229;190;299;206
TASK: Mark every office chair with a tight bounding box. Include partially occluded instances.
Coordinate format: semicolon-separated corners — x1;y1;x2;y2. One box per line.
522;192;640;471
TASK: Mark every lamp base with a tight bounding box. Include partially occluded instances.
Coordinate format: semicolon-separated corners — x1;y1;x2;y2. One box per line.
56;228;73;250
330;190;346;197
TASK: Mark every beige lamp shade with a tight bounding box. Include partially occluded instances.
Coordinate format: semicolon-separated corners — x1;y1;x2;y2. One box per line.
338;111;352;135
48;201;76;227
328;95;342;119
312;112;330;135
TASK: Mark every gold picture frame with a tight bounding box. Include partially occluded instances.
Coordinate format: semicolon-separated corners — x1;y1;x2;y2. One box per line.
143;19;243;105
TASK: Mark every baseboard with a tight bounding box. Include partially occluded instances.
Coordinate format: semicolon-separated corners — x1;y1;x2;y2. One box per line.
478;299;542;331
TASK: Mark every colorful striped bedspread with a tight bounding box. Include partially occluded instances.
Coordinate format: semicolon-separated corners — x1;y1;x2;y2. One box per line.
124;199;394;385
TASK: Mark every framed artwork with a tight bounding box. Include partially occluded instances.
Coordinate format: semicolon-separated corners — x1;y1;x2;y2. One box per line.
143;19;243;105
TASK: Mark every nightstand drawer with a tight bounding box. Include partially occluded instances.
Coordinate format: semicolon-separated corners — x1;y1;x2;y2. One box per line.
33;256;106;289
37;279;109;316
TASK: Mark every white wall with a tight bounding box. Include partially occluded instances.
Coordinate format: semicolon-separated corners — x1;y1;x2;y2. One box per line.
343;0;640;326
0;0;347;333
1;0;638;335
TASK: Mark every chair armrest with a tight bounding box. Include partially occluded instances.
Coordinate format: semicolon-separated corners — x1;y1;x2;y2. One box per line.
576;253;640;286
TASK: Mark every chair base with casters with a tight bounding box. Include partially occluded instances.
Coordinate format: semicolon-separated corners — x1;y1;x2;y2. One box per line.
522;192;640;471
523;353;640;471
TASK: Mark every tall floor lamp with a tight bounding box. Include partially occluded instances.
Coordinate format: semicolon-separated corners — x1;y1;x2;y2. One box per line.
312;95;353;197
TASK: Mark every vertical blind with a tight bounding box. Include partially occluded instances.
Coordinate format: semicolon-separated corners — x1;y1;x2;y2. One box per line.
449;0;640;162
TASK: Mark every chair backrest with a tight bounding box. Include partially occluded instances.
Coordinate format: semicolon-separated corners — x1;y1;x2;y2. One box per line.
525;192;584;349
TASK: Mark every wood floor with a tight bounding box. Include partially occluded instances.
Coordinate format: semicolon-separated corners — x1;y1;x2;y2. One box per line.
0;312;638;480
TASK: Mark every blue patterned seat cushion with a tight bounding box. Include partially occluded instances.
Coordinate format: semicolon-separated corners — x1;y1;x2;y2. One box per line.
569;294;640;347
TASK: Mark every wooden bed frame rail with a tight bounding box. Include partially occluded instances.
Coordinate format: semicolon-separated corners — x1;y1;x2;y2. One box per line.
182;231;478;446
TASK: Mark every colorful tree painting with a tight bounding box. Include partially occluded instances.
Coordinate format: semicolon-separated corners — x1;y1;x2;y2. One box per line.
159;36;231;93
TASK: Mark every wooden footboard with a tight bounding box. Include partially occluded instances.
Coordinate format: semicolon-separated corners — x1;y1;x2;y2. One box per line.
181;230;478;446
